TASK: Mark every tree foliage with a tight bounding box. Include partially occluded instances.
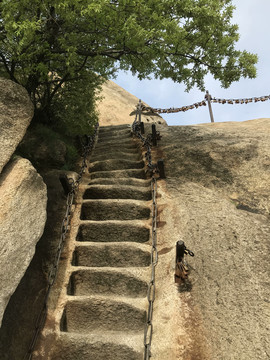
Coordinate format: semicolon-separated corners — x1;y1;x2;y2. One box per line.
0;0;257;129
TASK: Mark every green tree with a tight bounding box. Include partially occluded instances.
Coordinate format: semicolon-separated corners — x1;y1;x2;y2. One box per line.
0;0;257;127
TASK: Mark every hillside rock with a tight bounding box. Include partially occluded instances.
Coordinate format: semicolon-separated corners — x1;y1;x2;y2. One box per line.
0;169;78;358
97;80;167;126
151;118;270;360
0;78;34;173
0;157;47;327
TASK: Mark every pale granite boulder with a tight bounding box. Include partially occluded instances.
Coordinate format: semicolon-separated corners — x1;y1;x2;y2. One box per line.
0;78;34;173
0;157;47;326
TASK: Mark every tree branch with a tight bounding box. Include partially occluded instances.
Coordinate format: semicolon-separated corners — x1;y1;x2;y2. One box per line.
0;53;19;83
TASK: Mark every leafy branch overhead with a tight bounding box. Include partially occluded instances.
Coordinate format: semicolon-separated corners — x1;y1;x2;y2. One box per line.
0;0;257;125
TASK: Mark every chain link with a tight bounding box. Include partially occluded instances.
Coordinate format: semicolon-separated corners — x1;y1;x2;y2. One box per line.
140;92;270;115
23;122;99;360
132;103;159;360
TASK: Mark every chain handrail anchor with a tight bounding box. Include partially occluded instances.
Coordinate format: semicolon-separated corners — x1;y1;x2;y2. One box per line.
136;99;145;134
175;240;194;284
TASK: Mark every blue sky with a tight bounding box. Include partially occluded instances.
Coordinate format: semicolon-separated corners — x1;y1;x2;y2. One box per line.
114;0;270;126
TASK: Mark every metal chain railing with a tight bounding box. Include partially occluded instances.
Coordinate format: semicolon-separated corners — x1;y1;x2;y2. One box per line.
144;176;158;359
23;122;99;360
140;92;270;115
208;94;270;104
132;100;159;359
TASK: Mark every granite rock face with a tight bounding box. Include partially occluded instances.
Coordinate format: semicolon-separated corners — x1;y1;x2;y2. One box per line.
97;80;167;126
0;157;47;326
0;78;34;173
150;119;270;360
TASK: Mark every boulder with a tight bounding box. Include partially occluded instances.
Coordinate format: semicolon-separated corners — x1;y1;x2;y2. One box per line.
0;157;47;326
97;80;167;126
150;119;270;360
0;78;34;173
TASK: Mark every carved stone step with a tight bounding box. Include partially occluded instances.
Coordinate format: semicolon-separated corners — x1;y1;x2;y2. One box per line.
50;332;143;360
60;298;146;333
97;132;132;142
83;185;151;201
89;169;146;180
92;147;140;159
88;177;151;187
95;137;136;148
89;159;144;172
90;151;141;163
67;270;148;297
81;199;150;221
72;243;151;267
98;126;130;135
77;221;150;243
99;125;131;133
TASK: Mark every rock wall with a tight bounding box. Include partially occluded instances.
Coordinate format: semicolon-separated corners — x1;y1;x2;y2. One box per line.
0;79;47;327
150;119;270;360
0;170;72;359
97;80;167;126
0;158;47;326
0;78;34;173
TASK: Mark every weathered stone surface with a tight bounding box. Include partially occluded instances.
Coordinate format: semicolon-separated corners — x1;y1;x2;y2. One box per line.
97;80;167;126
73;243;150;268
0;78;34;173
150;119;270;360
68;269;148;297
81;199;150;221
90;168;146;179
77;221;150;243
0;157;47;326
89;158;145;172
0;169;77;359
83;184;151;200
61;298;146;332
50;333;143;360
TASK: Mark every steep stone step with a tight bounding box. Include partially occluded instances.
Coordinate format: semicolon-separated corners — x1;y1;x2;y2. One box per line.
77;221;150;243
97;132;132;143
51;332;143;360
32;124;152;360
60;298;146;333
83;185;151;200
99;124;131;132
97;138;137;147
67;269;148;297
90;151;141;163
81;199;150;221
92;147;140;159
98;126;130;135
95;138;138;149
98;131;131;141
99;125;131;133
88;178;151;187
89;159;145;172
90;169;146;180
72;243;151;267
94;141;138;150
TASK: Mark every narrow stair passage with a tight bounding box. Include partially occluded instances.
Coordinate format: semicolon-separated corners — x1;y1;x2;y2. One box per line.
36;124;152;360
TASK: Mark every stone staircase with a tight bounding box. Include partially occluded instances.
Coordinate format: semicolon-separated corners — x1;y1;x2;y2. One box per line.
51;125;151;360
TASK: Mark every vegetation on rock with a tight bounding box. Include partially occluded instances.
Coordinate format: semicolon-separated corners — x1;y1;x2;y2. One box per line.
16;124;80;171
